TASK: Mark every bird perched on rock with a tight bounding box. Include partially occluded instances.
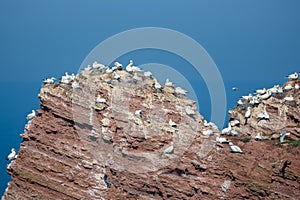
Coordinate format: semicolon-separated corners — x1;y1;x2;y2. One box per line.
43;77;56;84
230;119;240;127
202;129;214;136
279;130;290;144
165;78;174;87
96;95;107;103
295;83;300;90
255;88;267;95
175;87;187;96
257;105;270;122
222;123;232;135
255;132;262;141
216;134;229;143
283;84;293;91
6;148;17;161
126;60;141;73
244;107;251;124
185;107;195;116
229;142;243;153
114;61;123;70
168;119;177;127
93;61;105;69
71;81;80;89
284;96;294;102
26;110;36;120
153;81;163;92
163;144;174;154
113;71;121;81
134;110;142;117
144;71;153;78
286;72;299;80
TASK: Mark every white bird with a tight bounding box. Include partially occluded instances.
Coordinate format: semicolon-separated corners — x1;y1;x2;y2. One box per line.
242;93;253;100
154;82;163;92
163;144;174;154
133;74;140;83
202;129;214;136
126;60;141;73
96;95;107;103
237;99;244;105
255;88;267;95
284;96;294;102
113;72;121;80
169;119;177;127
60;72;71;84
259;90;272;100
284;84;293;91
255;132;262;141
295;83;300;89
175;87;187;96
93;61;105;69
216;134;229;143
185;107;195;116
43;77;56;84
84;65;92;71
26;110;36;120
144;71;153;78
244;107;251;124
71;81;79;89
277;87;283;94
232;87;238;91
114;61;123;70
229;129;238;136
270;85;280;94
280;130;290;144
249;96;260;105
286;72;299;80
230;119;240;127
222;123;232;135
134;110;142;117
257;105;269;122
165;78;174;87
229;142;243;153
6;148;17;161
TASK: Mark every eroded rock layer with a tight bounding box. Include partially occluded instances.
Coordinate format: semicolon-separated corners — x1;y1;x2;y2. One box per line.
2;66;300;199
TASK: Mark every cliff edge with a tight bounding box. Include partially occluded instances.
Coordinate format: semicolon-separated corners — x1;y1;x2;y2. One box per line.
2;64;300;199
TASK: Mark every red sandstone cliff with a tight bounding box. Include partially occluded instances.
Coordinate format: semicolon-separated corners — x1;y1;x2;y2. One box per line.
2;66;300;199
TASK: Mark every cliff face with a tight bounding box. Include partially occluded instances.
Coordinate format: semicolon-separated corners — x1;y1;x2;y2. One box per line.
2;66;300;200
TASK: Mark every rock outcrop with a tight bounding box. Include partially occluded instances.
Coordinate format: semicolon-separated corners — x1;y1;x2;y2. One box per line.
2;65;300;199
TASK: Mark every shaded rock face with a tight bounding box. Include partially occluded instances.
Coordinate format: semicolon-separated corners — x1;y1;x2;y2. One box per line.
2;66;300;200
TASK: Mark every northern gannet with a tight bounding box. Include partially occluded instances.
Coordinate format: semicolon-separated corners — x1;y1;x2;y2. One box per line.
154;82;163;92
113;72;121;80
257;105;269;122
242;93;253;100
216;134;229;143
280;130;290;144
202;129;213;136
270;85;280;94
175;87;187;96
61;72;71;84
92;61;104;69
232;87;238;91
96;95;107;103
165;78;174;87
114;62;123;70
284;84;293;91
84;65;92;71
6;148;17;161
230;129;238;136
255;132;262;141
230;119;240;127
43;77;56;84
185;107;195;116
144;71;153;78
169;119;177;127
229;142;243;153
134;110;142;117
284;96;294;102
249;96;260;105
221;123;232;135
126;60;141;73
71;81;79;89
286;72;299;80
244;107;251;124
163;144;174;154
26;110;36;120
255;88;267;95
295;83;300;90
259;90;272;100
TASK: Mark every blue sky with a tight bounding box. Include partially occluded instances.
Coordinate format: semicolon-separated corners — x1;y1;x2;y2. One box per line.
0;0;300;195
